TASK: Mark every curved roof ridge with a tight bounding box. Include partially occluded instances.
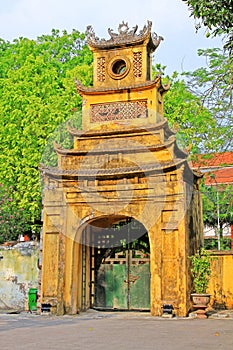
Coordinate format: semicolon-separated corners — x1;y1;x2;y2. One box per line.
66;119;173;137
54;136;177;156
40;158;186;179
85;20;163;50
75;75;170;95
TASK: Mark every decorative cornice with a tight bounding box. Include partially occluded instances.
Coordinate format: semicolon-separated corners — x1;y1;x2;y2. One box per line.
66;120;174;138
85;20;163;50
75;75;170;95
40;158;186;179
54;136;177;156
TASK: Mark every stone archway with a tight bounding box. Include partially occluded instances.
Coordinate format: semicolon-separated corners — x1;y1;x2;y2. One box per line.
40;22;203;317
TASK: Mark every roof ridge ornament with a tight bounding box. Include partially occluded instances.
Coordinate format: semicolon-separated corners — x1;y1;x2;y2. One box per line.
85;20;163;49
108;21;138;38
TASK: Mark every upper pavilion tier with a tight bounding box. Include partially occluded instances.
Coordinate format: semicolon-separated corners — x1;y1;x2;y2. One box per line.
85;20;163;51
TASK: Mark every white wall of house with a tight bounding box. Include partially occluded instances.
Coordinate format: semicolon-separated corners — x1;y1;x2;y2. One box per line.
204;224;231;238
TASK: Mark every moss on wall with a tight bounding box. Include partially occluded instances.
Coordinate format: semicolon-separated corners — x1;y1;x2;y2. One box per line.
0;242;39;311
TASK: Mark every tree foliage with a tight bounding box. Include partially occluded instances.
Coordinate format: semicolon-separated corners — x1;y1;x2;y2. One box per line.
202;182;233;249
0;183;30;243
162;48;232;154
0;30;93;238
183;48;232;153
157;56;232;252
163;72;214;153
182;0;233;53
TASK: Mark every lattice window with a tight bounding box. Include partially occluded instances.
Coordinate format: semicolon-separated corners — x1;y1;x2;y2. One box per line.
133;52;142;78
91;100;148;122
104;250;149;265
97;57;106;82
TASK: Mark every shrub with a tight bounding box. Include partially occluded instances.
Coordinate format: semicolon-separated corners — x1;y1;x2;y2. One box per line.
0;184;30;243
189;248;215;294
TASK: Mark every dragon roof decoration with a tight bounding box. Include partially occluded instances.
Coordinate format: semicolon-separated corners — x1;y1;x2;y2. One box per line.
85;20;163;49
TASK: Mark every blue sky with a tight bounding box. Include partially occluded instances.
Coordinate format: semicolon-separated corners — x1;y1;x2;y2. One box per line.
0;0;222;75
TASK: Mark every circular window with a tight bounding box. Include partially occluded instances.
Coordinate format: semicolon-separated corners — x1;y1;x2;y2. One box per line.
112;59;127;75
108;56;130;80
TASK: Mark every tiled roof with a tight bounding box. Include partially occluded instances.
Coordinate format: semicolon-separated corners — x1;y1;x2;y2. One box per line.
204;168;233;185
40;158;187;179
190;152;233;185
85;21;162;50
191;152;233;169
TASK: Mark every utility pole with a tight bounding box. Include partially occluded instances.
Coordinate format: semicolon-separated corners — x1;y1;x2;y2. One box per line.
210;173;221;250
216;186;221;250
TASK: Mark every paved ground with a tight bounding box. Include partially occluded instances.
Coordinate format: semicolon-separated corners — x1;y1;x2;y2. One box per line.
0;310;233;350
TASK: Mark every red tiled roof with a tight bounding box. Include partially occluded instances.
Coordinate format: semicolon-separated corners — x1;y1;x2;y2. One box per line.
204;168;233;185
189;151;233;185
191;152;233;169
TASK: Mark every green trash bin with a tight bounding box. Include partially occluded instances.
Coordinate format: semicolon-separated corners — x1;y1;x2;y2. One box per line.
28;288;37;311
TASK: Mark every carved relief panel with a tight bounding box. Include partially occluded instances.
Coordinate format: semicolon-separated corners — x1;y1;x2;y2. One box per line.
90;100;148;123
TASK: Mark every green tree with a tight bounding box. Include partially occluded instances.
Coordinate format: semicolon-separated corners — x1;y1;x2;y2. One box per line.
0;183;30;243
202;182;233;250
162;48;232;154
183;48;233;153
182;0;233;53
0;30;93;237
158;55;232;252
163;72;214;153
153;64;214;153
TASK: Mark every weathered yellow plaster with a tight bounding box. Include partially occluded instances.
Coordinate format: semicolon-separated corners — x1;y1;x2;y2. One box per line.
40;22;203;316
208;252;233;309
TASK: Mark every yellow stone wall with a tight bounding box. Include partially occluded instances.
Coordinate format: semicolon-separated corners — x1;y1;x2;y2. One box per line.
80;82;165;132
208;252;233;309
41;159;201;316
0;243;39;311
91;40;150;88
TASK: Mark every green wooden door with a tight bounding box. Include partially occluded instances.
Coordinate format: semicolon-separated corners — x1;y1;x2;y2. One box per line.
129;260;150;310
102;264;128;309
94;233;150;310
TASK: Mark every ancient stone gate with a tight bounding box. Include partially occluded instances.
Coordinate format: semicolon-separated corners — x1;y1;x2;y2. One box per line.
40;21;203;316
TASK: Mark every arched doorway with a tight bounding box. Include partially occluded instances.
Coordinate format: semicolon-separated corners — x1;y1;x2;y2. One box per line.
81;217;150;311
